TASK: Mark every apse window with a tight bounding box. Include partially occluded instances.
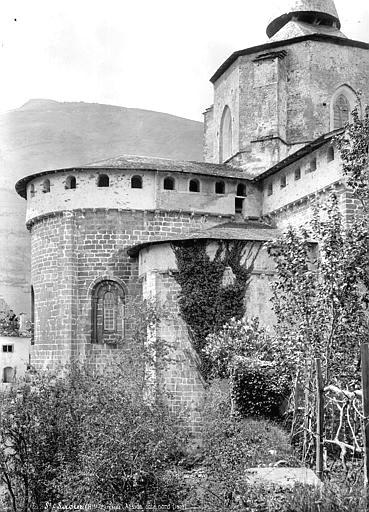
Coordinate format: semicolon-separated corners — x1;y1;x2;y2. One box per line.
163;177;175;190
131;175;143;189
295;168;301;181
42;179;50;193
267;182;273;196
235;197;244;214
97;174;110;187
215;181;225;194
280;175;287;189
65;176;77;189
2;345;14;353
327;146;335;162
189;179;200;192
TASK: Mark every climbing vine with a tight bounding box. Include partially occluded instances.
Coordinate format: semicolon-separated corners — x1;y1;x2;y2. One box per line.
171;239;259;379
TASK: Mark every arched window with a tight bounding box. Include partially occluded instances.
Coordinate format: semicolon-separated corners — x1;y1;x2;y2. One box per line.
3;367;14;384
215;181;225;194
189;179;200;193
30;184;35;198
333;95;350;129
97;174;109;187
163;177;175;190
91;280;125;344
219;106;233;163
327;146;335;162
42;179;50;193
236;183;246;197
65;176;76;189
131;175;142;189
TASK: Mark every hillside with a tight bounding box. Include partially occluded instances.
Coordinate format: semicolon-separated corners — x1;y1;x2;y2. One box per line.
0;99;203;313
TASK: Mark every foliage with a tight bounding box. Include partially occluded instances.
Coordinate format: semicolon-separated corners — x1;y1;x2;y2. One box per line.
172;239;258;378
0;310;20;337
267;194;367;387
205;317;292;418
0;301;189;512
190;381;298;510
335;104;369;210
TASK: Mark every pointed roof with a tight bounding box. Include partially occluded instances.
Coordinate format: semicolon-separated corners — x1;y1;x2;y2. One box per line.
267;0;341;38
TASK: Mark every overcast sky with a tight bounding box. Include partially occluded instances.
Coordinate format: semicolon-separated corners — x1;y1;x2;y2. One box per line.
1;0;369;121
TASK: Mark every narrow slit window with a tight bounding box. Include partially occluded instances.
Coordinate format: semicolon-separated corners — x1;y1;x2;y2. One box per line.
97;174;109;187
295;168;301;181
235;197;244;214
163;177;175;190
189;179;200;192
267;182;273;196
30;184;35;197
280;175;287;188
131;175;142;189
327;146;335;162
215;181;225;194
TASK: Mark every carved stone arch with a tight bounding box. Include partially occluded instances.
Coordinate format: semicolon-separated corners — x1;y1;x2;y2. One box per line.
330;85;360;130
89;276;126;344
219;105;233;163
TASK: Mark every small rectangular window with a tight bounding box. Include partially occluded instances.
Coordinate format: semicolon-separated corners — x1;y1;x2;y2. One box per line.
295;168;301;180
267;182;273;196
235;197;244;214
280;176;287;189
308;158;317;173
2;345;14;353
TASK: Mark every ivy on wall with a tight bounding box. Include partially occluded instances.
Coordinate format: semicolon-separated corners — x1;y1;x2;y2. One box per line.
171;239;259;379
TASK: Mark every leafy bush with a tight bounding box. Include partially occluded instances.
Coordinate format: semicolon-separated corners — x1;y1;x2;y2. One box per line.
191;381;298;510
0;361;189;512
205;318;292;418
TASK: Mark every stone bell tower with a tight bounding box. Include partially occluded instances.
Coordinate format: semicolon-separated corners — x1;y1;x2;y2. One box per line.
204;0;369;177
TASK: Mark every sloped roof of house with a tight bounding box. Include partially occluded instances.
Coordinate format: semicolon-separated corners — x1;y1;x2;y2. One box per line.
127;220;281;257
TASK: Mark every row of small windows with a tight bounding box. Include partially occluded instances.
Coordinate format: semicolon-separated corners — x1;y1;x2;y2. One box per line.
29;175;247;197
267;147;335;196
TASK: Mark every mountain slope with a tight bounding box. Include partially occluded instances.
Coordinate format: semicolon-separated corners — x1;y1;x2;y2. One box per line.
0;99;203;313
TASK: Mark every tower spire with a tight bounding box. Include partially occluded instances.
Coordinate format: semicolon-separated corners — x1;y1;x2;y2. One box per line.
267;0;341;39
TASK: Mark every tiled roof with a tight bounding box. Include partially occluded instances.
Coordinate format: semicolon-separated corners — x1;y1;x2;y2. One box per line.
127;220;280;256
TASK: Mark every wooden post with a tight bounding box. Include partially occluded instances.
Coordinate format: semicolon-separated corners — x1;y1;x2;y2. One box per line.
361;343;369;494
315;358;324;480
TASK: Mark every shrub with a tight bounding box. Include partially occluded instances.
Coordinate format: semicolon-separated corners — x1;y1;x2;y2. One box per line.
0;361;189;511
194;381;298;510
205;318;292;418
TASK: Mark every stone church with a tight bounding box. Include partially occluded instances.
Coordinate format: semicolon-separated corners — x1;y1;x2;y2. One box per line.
15;0;369;429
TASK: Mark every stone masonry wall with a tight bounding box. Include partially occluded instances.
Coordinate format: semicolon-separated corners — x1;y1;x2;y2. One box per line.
29;209;231;369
